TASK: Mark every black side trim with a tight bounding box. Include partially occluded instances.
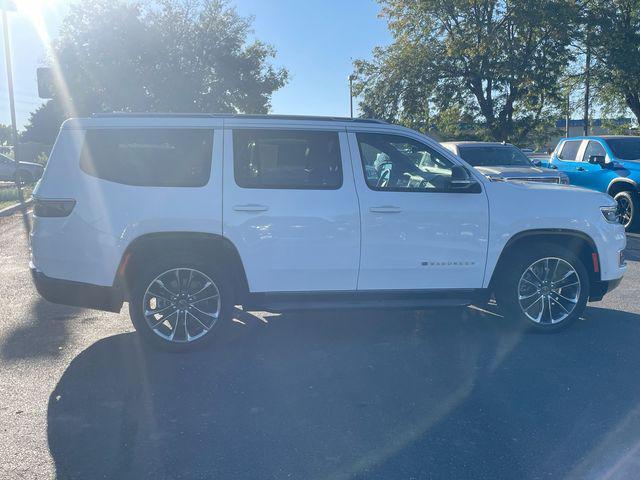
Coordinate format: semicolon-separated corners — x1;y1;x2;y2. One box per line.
589;277;623;302
244;289;488;312
31;268;123;313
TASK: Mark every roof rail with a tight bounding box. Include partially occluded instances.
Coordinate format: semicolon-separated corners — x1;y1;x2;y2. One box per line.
91;112;387;124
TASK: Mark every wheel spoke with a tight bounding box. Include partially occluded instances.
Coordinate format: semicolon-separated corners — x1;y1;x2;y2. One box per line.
145;303;175;317
151;309;177;329
550;296;570;314
191;304;218;319
154;279;178;297
187;310;212;331
190;281;213;297
190;294;219;305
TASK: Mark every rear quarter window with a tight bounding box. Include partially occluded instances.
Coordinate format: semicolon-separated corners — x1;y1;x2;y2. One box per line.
79;128;214;187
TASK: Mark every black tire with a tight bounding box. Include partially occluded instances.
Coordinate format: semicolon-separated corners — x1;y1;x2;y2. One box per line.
614;191;640;232
494;243;589;332
128;251;234;352
14;170;33;185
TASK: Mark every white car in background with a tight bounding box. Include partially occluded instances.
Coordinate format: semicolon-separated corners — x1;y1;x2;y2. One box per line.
0;153;44;184
441;141;569;184
30;114;625;351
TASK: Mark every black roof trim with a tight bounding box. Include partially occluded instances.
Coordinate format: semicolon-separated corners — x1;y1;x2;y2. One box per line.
91;112;387;124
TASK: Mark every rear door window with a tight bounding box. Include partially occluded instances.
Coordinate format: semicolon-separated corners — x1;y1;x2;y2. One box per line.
558;140;582;161
233;129;342;189
79;128;214;187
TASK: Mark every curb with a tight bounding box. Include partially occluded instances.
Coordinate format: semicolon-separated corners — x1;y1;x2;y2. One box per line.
0;197;33;217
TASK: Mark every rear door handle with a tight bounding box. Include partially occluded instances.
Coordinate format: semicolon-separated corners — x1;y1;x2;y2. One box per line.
577;167;586;171
233;204;269;212
370;206;402;214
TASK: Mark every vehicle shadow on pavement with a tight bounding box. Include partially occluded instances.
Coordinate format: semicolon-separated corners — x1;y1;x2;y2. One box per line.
47;305;640;479
625;233;640;262
0;297;79;360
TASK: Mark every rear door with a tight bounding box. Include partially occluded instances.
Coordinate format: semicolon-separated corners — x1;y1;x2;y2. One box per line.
222;122;360;293
348;129;489;290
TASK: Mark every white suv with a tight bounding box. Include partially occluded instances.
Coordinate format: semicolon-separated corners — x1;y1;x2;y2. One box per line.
30;114;627;350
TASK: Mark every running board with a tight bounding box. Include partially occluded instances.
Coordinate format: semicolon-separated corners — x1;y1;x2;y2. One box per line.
244;289;487;312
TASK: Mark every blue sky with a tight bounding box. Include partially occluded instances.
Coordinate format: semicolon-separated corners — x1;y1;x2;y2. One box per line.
0;0;392;129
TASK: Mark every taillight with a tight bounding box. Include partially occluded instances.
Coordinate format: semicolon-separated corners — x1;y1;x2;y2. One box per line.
33;198;76;217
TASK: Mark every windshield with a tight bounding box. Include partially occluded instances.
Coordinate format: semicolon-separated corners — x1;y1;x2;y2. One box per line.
605;138;640;161
457;145;533;167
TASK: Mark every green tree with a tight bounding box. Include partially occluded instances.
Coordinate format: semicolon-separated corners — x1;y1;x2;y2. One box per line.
588;0;640;126
0;124;13;145
22;0;288;144
354;0;578;142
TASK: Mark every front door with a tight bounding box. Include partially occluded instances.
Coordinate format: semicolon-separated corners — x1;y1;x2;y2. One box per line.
223;126;360;293
348;130;489;291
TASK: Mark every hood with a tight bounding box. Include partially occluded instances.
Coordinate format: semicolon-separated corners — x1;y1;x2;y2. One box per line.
475;165;563;178
616;160;640;172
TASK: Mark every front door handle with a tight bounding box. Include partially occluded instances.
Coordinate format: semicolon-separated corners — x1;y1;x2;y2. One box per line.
233;204;269;212
576;167;586;171
370;206;402;214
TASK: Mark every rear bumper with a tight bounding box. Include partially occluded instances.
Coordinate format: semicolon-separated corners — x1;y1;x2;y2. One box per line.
30;265;123;313
589;277;623;302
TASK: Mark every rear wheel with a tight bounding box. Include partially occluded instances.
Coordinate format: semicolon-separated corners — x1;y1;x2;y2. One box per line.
614;191;640;232
128;253;233;351
495;244;589;332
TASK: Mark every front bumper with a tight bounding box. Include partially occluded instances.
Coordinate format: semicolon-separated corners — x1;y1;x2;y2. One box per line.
30;264;123;313
589;277;623;302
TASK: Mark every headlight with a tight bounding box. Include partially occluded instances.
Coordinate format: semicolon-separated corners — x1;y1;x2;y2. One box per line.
601;206;620;223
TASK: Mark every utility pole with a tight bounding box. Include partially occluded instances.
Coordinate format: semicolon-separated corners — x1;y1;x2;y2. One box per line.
348;74;356;118
1;0;17;165
566;90;571;138
583;41;591;136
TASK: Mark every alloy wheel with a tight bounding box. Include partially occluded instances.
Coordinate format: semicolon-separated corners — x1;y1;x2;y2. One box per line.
143;268;221;343
517;257;581;324
617;196;632;228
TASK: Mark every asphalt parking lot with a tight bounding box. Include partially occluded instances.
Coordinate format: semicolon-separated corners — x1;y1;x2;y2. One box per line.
2;211;640;480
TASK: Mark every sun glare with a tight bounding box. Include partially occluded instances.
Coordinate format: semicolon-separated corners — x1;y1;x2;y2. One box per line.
16;0;56;44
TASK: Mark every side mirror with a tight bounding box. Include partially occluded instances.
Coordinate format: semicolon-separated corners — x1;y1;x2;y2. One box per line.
449;165;481;192
588;155;606;167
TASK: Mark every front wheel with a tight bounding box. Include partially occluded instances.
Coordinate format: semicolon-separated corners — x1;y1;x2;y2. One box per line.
495;244;589;332
614;191;640;232
129;253;233;351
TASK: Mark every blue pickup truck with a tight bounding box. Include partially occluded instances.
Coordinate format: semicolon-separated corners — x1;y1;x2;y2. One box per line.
547;136;640;231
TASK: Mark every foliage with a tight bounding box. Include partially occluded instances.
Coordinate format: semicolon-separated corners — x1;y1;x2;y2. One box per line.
21;0;288;145
354;0;579;142
0;124;13;145
588;0;640;126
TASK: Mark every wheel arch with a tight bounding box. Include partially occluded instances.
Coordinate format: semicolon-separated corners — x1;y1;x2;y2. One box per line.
115;232;249;303
607;178;638;197
489;229;601;293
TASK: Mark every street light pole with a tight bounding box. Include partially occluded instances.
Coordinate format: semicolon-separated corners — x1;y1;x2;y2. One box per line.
1;1;18;167
348;74;356;118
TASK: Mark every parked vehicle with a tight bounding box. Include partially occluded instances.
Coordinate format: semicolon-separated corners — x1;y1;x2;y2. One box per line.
441;141;569;184
548;136;640;231
30;114;626;351
0;153;44;184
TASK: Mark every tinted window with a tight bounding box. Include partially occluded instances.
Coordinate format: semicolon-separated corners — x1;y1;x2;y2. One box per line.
582;141;606;162
605;138;640;161
79;129;213;187
357;133;455;192
558;140;581;161
457;145;531;167
233;129;342;189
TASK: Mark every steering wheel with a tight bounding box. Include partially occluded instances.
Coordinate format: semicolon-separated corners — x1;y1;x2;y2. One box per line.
376;168;390;188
